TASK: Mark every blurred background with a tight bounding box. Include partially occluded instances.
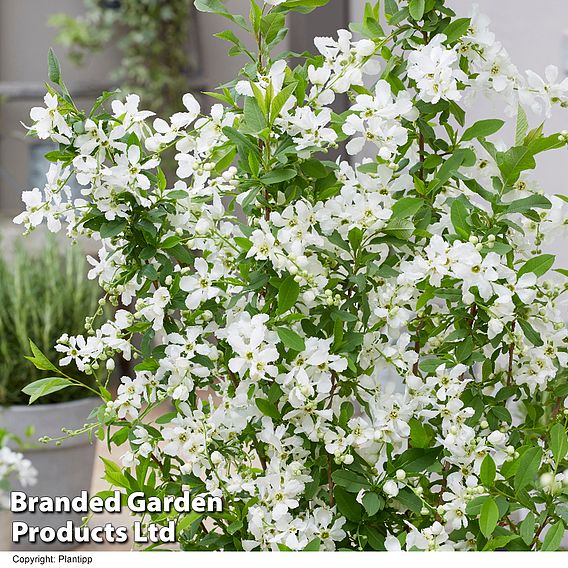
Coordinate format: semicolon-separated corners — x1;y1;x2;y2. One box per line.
0;0;567;256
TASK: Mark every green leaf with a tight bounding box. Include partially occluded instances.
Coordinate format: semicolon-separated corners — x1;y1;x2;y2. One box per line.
223;126;259;157
541;521;565;551
518;254;555;278
409;418;432;448
383;218;414;240
334;486;362;522
255;398;281;421
519;512;535;546
395;488;422;513
466;495;508;517
361;525;386;550
502;194;551;215
47;48;61;85
455;335;473;362
443;18;471;44
243;97;266;134
362;492;383;516
527;133;565;155
194;0;248;29
101;457;130;489
260;168;296;185
214;29;245;48
450;198;470;239
278;275;300;313
518;319;544;347
156;168;167;192
408;0;425;20
176;511;203;537
462;119;505;142
170;244;194;265
331;469;371;493
514;446;542;493
515;105;529;145
429;149;469;193
384;0;398;17
270;83;297;122
26;340;59;372
550;422;568;464
482;535;519;551
161;236;181;249
480;454;496;487
393;447;441;472
496;146;536;185
303;538;321;551
100;219;127;238
479;497;499;538
391;197;424;220
276;327;306;352
275;0;331;14
22;377;73;404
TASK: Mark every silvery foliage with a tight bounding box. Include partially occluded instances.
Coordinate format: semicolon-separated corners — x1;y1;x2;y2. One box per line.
14;0;568;551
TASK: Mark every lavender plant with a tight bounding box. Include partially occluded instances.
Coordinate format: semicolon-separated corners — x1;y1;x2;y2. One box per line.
13;0;568;551
0;240;101;405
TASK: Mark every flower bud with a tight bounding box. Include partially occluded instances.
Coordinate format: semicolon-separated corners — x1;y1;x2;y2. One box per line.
540;472;554;487
383;480;399;497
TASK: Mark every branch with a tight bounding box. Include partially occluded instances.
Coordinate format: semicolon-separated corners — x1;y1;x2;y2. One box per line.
507;320;516;386
327;456;335;507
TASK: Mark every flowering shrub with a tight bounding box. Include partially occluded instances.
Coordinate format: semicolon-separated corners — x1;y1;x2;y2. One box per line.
14;0;568;551
0;430;37;510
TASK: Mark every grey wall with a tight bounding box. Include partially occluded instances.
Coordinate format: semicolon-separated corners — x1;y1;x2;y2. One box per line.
0;0;260;214
0;0;121;213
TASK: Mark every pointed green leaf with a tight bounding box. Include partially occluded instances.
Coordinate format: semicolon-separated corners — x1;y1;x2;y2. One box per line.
518;254;555;278
479;497;499;538
514;446;542;493
480;454;496;487
462;119;505;142
278;275;300;313
255;398;281;420
409;0;425;20
542;521;565;551
47;48;61;85
276;327;305;352
22;377;73;404
519;512;535;546
550;422;568;464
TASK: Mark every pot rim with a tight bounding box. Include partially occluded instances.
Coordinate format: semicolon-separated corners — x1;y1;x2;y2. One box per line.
0;396;99;414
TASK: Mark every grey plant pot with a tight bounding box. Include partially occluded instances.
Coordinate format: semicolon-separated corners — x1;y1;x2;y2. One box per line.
0;397;99;551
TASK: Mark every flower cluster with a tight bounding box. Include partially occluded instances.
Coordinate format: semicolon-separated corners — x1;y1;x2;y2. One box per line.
15;0;568;552
0;440;37;509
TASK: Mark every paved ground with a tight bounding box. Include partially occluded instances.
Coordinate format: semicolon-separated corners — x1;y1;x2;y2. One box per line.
77;439;137;551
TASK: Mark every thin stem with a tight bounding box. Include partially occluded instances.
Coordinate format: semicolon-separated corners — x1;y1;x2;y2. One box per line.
327;456;335;507
507;320;516;386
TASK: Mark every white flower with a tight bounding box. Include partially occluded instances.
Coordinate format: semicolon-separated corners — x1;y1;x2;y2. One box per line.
383;479;400;497
407;35;467;103
179;257;224;310
29;93;72;143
